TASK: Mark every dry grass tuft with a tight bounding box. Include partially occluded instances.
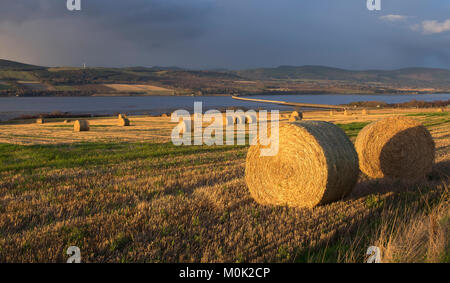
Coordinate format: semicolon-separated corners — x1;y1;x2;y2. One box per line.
74;120;90;132
245;121;359;208
355;116;435;180
379;190;449;263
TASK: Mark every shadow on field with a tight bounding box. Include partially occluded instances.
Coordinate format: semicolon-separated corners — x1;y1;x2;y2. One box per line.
350;159;449;199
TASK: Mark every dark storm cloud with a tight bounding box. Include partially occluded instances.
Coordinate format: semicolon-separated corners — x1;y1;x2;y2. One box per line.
0;0;449;69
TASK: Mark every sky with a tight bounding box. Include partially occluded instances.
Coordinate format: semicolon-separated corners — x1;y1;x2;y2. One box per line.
0;0;449;70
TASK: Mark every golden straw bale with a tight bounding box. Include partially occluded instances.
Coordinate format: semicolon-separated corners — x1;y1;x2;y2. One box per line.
224;115;235;126
236;115;246;124
177;120;192;134
118;117;130;126
245;114;257;124
344;110;349;116
355;116;435;180
362;109;368;115
436;108;444;113
74;120;90;132
245;121;359;208
36;118;44;124
118;114;127;119
289;111;303;122
329;111;334;116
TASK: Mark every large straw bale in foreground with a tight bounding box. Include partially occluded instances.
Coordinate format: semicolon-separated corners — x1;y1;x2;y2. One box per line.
355;116;435;180
118;117;130;126
245;121;359;208
74;120;90;132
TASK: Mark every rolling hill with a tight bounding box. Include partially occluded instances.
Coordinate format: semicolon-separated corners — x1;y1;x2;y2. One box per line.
0;59;45;70
1;59;450;96
236;65;450;87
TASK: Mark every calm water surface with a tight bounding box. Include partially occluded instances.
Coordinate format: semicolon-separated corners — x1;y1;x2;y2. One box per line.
0;93;449;120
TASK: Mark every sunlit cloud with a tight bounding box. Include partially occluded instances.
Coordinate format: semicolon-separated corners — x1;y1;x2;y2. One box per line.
380;14;409;22
412;19;450;34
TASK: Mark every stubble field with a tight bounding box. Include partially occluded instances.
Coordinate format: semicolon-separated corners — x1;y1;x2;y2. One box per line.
0;108;448;262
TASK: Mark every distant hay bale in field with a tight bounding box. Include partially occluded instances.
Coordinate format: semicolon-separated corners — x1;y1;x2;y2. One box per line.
118;117;130;127
362;109;368;115
288;111;303;122
329;111;334;116
225;115;235;126
118;114;127;119
161;113;169;117
74;120;90;132
436;108;444;113
245;114;257;124
236;115;246;124
245;121;359;208
344;110;349;116
36;118;44;124
177;120;192;134
355;116;435;180
64;120;70;124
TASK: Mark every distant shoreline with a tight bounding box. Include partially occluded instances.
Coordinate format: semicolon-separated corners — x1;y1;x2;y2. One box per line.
2;91;450;98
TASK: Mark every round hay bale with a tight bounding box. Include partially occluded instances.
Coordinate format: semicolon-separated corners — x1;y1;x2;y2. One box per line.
362;109;368;115
343;110;349;116
224;115;235;126
245;114;257;124
36;118;44;124
236;115;246;125
245;121;359;208
177;120;192;134
436;108;444;113
74;120;90;132
118;114;127;119
355;116;435;180
118;117;130;126
289;111;303;122
329;111;334;116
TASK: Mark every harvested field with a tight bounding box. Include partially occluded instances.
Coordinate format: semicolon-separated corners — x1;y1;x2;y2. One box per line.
104;84;174;95
0;108;448;263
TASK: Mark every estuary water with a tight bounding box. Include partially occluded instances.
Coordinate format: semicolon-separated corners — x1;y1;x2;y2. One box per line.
0;93;449;121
